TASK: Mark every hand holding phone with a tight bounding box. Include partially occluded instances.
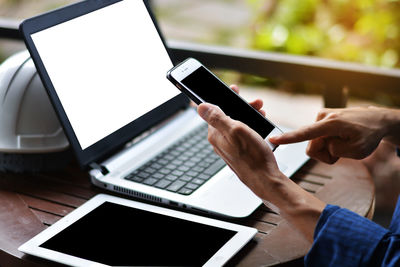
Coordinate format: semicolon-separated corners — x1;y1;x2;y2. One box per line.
166;58;282;151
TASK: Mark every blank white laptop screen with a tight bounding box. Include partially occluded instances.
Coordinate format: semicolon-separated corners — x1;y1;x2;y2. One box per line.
31;0;179;150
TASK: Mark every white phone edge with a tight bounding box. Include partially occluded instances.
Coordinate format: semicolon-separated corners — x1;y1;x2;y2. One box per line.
169;58;202;81
265;127;283;151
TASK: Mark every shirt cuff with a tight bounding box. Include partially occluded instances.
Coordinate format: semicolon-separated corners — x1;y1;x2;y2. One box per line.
305;205;389;266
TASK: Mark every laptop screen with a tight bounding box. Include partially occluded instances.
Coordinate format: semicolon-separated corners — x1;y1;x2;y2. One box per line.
30;0;179;150
21;0;189;167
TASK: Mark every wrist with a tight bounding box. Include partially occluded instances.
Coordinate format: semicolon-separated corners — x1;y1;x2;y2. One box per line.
380;107;400;145
260;173;326;242
260;171;324;213
279;179;325;217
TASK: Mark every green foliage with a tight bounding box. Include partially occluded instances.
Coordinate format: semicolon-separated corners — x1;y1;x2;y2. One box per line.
248;0;400;68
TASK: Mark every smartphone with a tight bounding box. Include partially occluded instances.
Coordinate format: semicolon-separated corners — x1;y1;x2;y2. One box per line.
167;58;282;151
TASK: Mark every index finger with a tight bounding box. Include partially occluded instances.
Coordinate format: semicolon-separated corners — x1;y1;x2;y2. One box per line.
269;120;336;144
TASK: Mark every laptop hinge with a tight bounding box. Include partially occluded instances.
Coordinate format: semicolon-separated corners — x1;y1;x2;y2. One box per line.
90;162;110;175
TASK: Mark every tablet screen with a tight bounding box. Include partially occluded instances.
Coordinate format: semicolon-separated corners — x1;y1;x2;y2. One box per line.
40;202;236;266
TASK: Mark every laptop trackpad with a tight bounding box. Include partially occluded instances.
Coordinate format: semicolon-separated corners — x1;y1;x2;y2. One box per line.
193;168;262;218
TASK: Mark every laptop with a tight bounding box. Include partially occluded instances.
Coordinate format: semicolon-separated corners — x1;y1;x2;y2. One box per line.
20;0;309;218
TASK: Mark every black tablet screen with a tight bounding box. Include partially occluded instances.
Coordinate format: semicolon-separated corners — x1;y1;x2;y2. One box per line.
41;202;236;266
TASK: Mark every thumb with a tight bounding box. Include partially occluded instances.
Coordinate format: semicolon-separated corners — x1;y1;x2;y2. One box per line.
197;103;231;133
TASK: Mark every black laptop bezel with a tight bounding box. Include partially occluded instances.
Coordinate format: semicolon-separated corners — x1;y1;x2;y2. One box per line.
20;0;190;169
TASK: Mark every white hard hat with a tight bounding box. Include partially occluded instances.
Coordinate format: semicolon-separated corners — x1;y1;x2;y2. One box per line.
0;50;70;172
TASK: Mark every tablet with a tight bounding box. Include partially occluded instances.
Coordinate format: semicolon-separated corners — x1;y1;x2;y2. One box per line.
19;194;257;267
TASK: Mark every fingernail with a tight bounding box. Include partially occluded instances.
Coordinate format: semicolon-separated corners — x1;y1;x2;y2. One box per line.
269;135;279;141
269;135;284;144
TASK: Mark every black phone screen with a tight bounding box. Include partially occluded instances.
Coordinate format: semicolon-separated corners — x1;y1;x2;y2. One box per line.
181;66;275;138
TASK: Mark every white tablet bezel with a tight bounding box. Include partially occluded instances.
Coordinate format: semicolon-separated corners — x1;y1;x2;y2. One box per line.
19;194;257;267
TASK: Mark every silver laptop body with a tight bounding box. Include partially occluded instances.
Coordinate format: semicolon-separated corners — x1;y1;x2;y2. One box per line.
90;107;309;218
21;0;308;218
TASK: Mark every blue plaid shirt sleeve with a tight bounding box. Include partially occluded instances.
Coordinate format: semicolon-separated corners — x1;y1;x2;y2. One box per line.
305;197;400;267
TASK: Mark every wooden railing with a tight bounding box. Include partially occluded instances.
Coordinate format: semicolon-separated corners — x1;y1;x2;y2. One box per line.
168;40;400;108
1;17;399;108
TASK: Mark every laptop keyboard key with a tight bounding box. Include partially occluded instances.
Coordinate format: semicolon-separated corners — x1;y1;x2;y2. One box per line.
151;163;163;170
164;155;174;161
198;161;211;168
158;159;169;165
125;175;144;183
172;170;184;176
152;173;165;179
171;159;183;165
186;171;199;177
204;158;225;175
178;155;189;161
167;180;186;192
192;178;205;185
178;188;193;195
170;150;180;156
145;167;157;174
190;157;202;163
186;183;199;190
165;174;179;181
165;164;177;170
159;168;171;175
198;174;212;180
204;157;215;163
192;166;205;173
183;151;195;157
137;172;151;179
131;177;145;183
183;161;196;167
155;179;171;189
179;175;192;182
178;165;190;172
125;173;135;180
143;178;158;186
176;146;186;152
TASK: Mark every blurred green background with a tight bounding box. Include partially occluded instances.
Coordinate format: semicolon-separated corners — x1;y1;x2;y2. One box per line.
248;0;400;69
1;0;399;104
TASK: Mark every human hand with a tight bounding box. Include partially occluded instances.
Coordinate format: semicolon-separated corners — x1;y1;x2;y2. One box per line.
197;102;325;242
269;107;388;164
197;102;283;199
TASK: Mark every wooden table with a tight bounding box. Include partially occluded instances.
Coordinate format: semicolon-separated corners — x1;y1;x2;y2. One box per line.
0;158;374;267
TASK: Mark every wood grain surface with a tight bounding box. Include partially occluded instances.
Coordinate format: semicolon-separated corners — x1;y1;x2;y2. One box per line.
0;158;374;267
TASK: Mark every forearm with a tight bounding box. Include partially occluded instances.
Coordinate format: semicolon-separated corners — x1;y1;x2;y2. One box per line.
260;173;326;243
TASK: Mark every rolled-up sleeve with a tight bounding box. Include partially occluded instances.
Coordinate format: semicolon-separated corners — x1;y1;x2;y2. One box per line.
304;203;400;267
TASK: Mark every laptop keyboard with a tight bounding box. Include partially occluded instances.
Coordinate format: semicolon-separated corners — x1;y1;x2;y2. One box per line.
124;125;226;195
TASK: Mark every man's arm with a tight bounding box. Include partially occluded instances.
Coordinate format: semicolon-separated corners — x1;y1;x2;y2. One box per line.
305;203;400;267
